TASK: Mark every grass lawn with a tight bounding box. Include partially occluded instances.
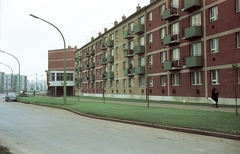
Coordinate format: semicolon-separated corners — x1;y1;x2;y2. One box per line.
19;96;240;135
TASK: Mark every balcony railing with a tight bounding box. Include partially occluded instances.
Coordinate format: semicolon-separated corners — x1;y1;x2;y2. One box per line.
124;49;134;57
89;50;95;55
164;60;181;71
134;46;145;54
185;56;202;68
123;30;134;39
163;6;179;20
163;33;180;45
100;43;107;50
100;58;107;65
124;68;135;76
182;0;201;12
184;26;202;39
107;55;114;63
106;40;114;48
134;24;144;34
135;66;145;75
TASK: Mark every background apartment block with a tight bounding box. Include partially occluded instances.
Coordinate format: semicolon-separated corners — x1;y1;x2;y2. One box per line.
75;0;240;104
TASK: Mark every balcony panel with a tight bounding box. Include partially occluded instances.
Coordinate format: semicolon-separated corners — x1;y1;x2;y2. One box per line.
90;75;95;81
135;66;145;75
123;30;134;39
134;46;145;54
184;26;202;39
124;49;134;57
124;68;135;76
90;62;95;68
134;24;144;34
107;56;114;63
107;72;114;79
106;40;114;47
163;34;172;45
183;0;201;12
163;7;179;20
78;56;82;61
100;58;107;65
85;52;90;57
89;50;95;55
100;44;107;50
185;56;202;68
164;61;172;71
100;73;107;80
78;67;82;72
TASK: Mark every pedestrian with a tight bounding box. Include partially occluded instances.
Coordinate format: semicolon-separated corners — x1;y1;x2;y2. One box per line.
34;90;36;96
211;87;219;108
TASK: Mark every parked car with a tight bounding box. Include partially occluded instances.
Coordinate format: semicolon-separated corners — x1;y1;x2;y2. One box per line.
5;92;18;102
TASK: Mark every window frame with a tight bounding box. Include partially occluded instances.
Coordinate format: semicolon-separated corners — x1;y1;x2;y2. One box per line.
161;75;166;86
191;72;202;85
211;70;220;85
172;73;180;86
210;38;219;53
210;6;218;22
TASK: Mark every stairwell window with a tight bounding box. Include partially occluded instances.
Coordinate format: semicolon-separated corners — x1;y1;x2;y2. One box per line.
191;42;201;56
191;72;202;85
237;0;240;12
210;6;218;22
172;73;180;86
211;70;220;85
210;38;219;53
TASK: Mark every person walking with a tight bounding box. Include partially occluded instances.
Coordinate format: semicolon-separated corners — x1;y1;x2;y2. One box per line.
211;87;219;108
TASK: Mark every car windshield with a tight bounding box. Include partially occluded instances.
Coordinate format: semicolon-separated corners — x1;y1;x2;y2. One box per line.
7;93;16;96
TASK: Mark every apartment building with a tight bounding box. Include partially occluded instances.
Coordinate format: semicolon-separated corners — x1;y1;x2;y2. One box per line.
47;46;77;96
75;0;240;105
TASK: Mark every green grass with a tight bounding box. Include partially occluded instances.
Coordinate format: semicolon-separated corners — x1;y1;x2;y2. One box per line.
19;96;240;135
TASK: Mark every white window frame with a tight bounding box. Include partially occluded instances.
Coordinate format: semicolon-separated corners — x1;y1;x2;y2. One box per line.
161;75;166;86
129;41;134;50
191;42;201;56
172;73;180;86
149;11;152;21
191;72;202;85
210;38;219;53
160;27;165;39
139;16;144;24
210;6;218;22
172;48;180;60
211;70;220;85
148;55;153;65
160;4;165;16
140;57;145;66
129;22;134;32
172;0;179;8
171;22;179;35
237;32;240;48
161;51;166;63
149;33;153;43
237;0;240;12
149;77;153;87
140;36;145;46
191;13;201;26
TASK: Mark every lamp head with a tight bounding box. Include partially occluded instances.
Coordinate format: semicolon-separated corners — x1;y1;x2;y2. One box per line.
29;14;39;19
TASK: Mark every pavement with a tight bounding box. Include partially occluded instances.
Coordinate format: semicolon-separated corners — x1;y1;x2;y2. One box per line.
19;96;240;141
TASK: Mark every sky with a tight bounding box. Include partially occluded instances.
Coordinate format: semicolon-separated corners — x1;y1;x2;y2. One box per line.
0;0;149;81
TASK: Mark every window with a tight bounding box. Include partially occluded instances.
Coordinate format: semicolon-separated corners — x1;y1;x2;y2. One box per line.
123;79;127;88
172;0;179;8
191;42;201;56
50;73;55;81
103;81;107;88
67;73;73;81
110;65;114;72
149;11;152;21
123;61;126;68
129;41;134;50
116;47;118;56
171;22;179;35
110;80;114;88
116;80;119;87
237;32;240;48
172;73;180;86
116;63;119;72
172;48;180;60
237;0;240;12
161;75;166;86
140;57;145;66
139;36;145;46
110;33;114;40
161;51;166;63
191;13;201;26
148;33;153;43
115;30;118;38
160;27;165;39
238;68;240;84
160;4;165;16
111;49;114;56
57;73;64;81
149;77;153;87
210;6;218;22
129;22;134;32
148;55;153;65
140;77;145;87
129;78;134;87
210;38;219;53
191;72;202;85
139;16;144;24
211;70;220;84
129;59;134;69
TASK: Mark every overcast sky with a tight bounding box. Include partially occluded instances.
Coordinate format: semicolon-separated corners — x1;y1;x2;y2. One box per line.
0;0;148;81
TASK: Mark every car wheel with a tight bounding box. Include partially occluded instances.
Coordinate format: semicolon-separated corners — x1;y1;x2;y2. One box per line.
5;98;9;102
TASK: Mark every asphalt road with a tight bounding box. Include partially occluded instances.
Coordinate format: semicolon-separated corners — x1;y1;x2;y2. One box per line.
0;96;240;154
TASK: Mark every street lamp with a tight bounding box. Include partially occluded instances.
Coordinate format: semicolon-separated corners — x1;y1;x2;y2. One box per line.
0;62;13;91
31;74;43;91
0;50;21;96
30;14;67;104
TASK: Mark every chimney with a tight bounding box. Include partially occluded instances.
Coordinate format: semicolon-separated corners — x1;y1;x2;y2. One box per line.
98;32;102;36
122;14;126;21
114;20;118;26
104;27;107;33
91;37;94;41
136;4;141;11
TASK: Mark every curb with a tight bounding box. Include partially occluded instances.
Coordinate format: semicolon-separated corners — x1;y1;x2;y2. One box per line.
18;101;240;141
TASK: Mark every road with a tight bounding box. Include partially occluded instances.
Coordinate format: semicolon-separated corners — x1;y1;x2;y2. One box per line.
0;95;239;154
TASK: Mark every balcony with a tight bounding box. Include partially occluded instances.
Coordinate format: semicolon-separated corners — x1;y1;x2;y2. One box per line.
163;34;180;45
185;56;202;68
123;30;134;39
100;43;107;50
100;73;107;80
89;50;95;56
85;52;90;57
184;26;202;40
74;57;78;61
124;68;135;76
134;24;144;34
124;49;134;57
164;60;181;71
163;6;179;20
78;67;82;72
135;66;145;75
100;58;107;65
78;56;82;61
100;72;114;80
86;62;95;69
134;46;145;54
78;78;82;83
107;55;114;63
87;75;95;81
182;0;201;12
106;40;114;48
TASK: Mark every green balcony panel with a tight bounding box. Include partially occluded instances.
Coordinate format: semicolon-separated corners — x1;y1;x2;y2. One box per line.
134;46;145;54
124;68;128;76
85;52;90;57
100;73;107;80
78;56;82;61
78;67;82;72
135;66;145;75
134;24;144;34
186;56;202;68
90;75;95;81
89;50;95;55
124;49;134;57
183;0;201;12
90;62;95;68
78;78;82;83
106;40;114;47
107;72;114;79
100;58;107;65
100;44;107;50
123;30;133;39
163;7;179;20
184;26;202;39
124;68;134;76
163;34;172;45
164;61;172;71
107;55;114;63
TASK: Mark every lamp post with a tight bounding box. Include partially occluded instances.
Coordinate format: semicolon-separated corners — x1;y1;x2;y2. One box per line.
31;74;43;91
0;62;13;91
0;50;21;96
30;14;67;104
